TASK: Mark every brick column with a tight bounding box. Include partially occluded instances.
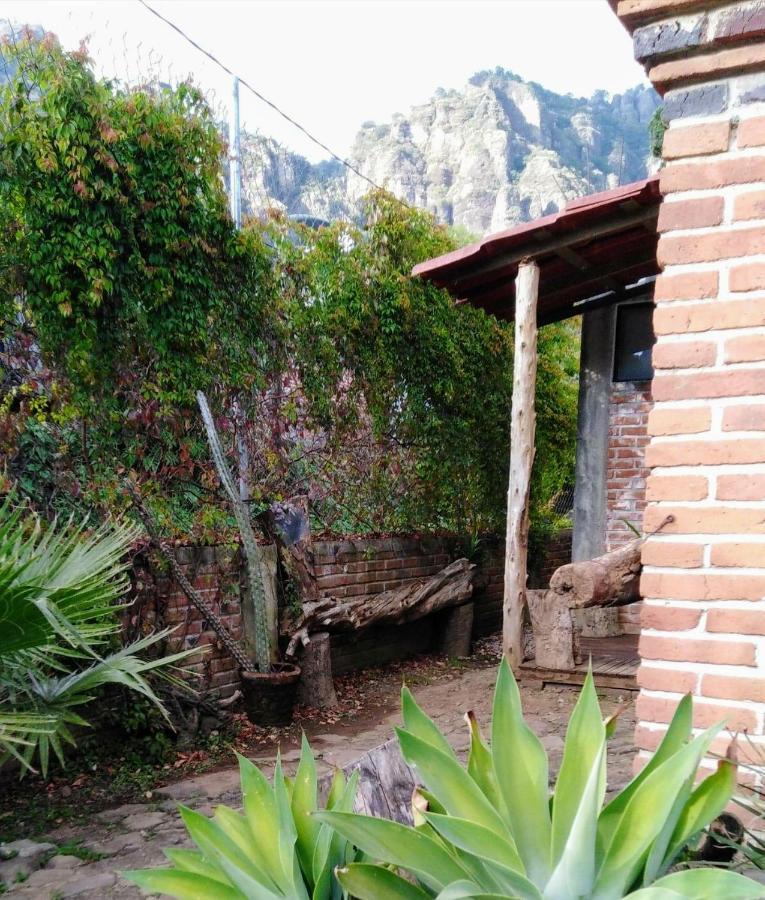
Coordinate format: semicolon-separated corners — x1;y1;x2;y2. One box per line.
614;0;765;769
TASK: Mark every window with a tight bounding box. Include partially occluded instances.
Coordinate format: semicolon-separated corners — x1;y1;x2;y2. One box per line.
613;302;655;382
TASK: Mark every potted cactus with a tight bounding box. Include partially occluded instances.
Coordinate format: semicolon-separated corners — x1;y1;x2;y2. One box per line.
198;391;300;726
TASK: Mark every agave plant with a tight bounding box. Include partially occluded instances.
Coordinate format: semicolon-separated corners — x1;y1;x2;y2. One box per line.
124;735;359;899
0;496;191;775
320;660;762;899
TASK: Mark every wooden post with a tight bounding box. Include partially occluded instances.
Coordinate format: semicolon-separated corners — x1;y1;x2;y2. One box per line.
503;259;539;670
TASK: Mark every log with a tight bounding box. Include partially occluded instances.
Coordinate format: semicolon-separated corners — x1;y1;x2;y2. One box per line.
345;738;417;825
503;259;539;670
548;538;643;609
283;558;476;658
296;632;337;709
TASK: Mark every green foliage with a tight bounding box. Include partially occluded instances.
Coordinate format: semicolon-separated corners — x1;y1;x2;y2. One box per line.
649;107;667;159
124;734;360;899
320;661;760;899
0;36;578;544
0;496;192;776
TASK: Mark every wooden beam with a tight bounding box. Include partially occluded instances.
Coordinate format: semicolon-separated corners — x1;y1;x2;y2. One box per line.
503;259;539;670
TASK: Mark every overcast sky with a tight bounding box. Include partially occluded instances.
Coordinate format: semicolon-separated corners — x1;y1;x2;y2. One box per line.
4;0;649;162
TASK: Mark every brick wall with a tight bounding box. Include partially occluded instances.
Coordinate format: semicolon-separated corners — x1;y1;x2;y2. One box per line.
129;545;244;701
311;536;505;672
616;0;765;771
606;382;653;551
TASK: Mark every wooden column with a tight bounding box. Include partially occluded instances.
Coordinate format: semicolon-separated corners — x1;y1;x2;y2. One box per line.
503;259;539;669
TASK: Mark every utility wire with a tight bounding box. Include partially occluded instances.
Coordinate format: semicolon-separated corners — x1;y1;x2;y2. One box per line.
137;0;387;195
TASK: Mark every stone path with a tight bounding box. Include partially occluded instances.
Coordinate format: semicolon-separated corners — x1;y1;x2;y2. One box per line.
2;668;636;898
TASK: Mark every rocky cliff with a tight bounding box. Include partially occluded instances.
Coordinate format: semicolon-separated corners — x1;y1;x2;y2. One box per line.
242;68;660;235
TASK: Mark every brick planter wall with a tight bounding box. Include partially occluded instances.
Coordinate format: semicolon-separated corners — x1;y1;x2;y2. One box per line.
616;0;765;772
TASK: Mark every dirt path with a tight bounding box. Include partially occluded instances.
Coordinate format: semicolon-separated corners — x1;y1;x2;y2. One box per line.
4;657;636;898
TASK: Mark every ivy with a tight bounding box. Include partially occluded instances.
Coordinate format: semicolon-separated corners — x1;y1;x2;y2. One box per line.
0;34;578;545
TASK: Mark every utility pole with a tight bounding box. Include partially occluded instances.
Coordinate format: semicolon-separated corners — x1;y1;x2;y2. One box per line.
229;75;242;228
228;75;248;501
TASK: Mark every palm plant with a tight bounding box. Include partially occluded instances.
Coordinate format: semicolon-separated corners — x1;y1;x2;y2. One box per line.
0;496;191;776
124;735;360;899
320;660;762;899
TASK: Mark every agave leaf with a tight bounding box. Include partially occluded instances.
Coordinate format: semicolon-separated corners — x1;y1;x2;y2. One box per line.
238;753;284;883
423;813;524;874
661;759;737;874
592;724;721;900
293;733;322;880
315;810;469;891
397;728;510;841
326;768;347;810
274;754;308;898
629;867;765;899
551;669;605;872
490;658;551;886
178;804;282;897
122;867;248;899
163;848;230;883
402;684;458;759
598;694;692;854
545;742;606;900
435;881;509;900
465;711;504;814
336;863;432;899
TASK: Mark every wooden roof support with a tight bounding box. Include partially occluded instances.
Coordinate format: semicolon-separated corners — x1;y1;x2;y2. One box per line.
503;259;539;670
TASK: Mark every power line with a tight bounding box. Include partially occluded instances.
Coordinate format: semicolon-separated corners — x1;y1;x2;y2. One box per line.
136;0;386;195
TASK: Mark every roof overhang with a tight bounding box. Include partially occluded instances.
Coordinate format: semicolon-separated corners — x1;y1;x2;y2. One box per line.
412;177;661;325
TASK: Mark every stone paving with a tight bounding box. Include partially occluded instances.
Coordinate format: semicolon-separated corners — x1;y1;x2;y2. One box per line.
2;667;636;898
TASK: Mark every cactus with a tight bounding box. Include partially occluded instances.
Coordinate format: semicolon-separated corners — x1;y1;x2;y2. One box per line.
197;391;271;672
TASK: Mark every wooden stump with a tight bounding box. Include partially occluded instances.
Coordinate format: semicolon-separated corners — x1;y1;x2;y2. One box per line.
435;602;474;658
527;589;576;671
296;632;337;709
346;738;417;825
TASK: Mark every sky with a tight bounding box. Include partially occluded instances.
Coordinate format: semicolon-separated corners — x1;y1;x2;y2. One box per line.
3;0;649;163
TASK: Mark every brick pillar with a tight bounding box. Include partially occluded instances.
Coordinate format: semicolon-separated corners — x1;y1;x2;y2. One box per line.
614;0;765;767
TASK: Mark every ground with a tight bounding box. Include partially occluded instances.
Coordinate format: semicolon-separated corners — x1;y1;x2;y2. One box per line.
0;637;637;898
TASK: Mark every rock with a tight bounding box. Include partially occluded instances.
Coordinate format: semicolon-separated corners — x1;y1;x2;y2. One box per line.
0;839;55;885
58;871;117;896
240;69;659;236
121;811;167;831
45;854;84;871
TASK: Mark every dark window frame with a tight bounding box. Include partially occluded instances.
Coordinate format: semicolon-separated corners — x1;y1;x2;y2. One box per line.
612;300;655;383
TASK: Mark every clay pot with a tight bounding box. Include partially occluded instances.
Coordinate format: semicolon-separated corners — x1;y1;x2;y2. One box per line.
240;662;301;727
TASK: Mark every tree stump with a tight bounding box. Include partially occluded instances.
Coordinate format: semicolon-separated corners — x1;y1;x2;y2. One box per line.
435;602;474;657
296;632;337;709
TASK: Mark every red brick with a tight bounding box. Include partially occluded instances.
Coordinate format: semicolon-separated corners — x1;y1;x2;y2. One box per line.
654;298;765;335
640;604;703;629
651;43;765;93
639;633;756;666
652;340;716;369
645;474;708;502
617;0;717;27
710;541;765;566
652;369;765;401
641;541;705;568
717;475;765;500
645;439;765;467
657;196;724;232
654;270;718;302
722;405;765;432
724;334;765;363
662;122;731;160
707;608;765;635
738;116;765;149
702;674;765;704
636;666;698;693
637;694;756;732
658;226;765;266
647;406;710;436
730;262;765;292
733;190;765;222
660;158;765;194
644;504;765;535
641;571;765;602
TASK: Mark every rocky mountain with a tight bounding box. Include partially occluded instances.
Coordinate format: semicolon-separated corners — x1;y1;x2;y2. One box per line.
242;68;660;235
